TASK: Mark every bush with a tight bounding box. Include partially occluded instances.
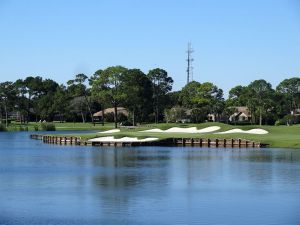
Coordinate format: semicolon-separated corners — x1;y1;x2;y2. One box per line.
275;115;300;126
41;123;56;131
120;121;133;126
18;126;28;131
164;107;187;123
34;125;39;131
0;124;7;132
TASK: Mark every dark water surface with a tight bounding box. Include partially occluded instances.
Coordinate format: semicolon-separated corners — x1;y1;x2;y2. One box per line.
0;132;300;225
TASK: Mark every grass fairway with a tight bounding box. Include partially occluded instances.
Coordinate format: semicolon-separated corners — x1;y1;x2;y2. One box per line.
54;122;300;149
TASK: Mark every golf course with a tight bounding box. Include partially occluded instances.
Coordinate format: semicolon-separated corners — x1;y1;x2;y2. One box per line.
24;122;300;149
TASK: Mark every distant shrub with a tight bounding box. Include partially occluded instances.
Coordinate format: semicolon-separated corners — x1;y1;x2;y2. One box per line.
0;124;7;132
18;126;28;131
275;115;300;126
229;121;252;126
120;121;133;126
34;125;39;131
41;123;56;131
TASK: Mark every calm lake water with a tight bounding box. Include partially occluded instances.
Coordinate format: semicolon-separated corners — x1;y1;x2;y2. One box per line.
0;131;300;225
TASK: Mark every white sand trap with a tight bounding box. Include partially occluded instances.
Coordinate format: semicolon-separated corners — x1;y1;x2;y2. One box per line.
216;128;269;135
89;136;158;142
98;129;120;134
140;126;220;133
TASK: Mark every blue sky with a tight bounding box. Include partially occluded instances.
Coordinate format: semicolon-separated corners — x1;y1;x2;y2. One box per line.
0;0;299;95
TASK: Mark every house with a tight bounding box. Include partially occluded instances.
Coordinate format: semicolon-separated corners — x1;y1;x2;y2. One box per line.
229;106;251;122
207;113;215;122
291;109;300;117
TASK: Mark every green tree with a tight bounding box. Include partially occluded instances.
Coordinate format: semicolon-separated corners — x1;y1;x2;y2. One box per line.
120;69;153;125
227;85;248;106
91;66;128;128
180;81;201;108
247;79;275;125
180;81;224;121
147;68;173;123
166;91;182;108
53;85;69;123
276;77;300;112
34;79;59;121
90;69;106;126
15;76;43;122
67;74;94;124
0;82;17;127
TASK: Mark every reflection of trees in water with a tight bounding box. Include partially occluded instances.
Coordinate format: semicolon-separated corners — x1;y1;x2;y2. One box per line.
91;148;171;188
229;150;300;187
88;147;171;214
184;148;225;185
181;148;300;188
231;149;300;163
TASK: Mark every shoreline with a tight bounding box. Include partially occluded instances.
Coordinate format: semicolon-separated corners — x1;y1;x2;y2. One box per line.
30;134;266;148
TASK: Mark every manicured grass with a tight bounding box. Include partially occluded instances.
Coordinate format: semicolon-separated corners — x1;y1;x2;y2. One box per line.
53;122;300;149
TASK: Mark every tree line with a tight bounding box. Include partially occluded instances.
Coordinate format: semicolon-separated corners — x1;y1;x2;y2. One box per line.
0;65;299;127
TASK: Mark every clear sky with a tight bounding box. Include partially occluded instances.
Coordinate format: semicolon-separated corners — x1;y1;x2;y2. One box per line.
0;0;299;95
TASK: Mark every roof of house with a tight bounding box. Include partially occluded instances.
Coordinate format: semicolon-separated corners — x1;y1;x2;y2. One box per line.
229;106;251;117
93;107;128;117
292;108;300;115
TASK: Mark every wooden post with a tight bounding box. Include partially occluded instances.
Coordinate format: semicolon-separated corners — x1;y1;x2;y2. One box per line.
200;138;203;147
238;139;241;148
231;139;234;147
216;139;219;147
208;139;211;147
191;138;194;146
224;139;226;147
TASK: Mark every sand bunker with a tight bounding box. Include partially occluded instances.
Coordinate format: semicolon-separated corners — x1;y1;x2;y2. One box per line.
98;129;120;134
216;128;268;135
140;126;220;133
89;136;158;142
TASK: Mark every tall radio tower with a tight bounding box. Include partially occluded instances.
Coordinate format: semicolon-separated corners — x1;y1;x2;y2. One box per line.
186;42;194;84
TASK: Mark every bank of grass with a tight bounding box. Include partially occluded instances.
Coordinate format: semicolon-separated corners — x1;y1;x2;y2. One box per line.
5;121;115;131
56;122;300;149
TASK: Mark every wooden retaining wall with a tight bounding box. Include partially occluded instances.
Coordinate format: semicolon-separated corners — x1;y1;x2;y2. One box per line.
30;134;267;148
30;134;87;146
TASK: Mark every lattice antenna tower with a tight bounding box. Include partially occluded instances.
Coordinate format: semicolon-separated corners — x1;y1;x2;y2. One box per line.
186;42;194;84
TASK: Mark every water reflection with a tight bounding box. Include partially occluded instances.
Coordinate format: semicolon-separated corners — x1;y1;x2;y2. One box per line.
0;132;300;225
